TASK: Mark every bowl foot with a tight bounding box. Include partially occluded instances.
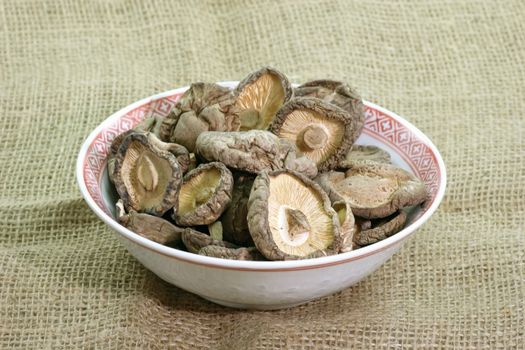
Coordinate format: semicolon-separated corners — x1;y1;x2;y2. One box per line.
199;295;311;310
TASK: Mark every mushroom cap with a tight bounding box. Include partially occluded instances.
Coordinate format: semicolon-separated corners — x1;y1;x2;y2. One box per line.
195;130;288;173
316;163;429;219
270;97;359;172
221;174;255;246
113;132;182;216
332;200;356;253
234;67;293;130
181;228;237;254
247;170;341;260
198;246;266;261
339;144;392;168
115;199;184;245
294;79;365;138
174;162;233;226
353;210;407;247
159;83;240;151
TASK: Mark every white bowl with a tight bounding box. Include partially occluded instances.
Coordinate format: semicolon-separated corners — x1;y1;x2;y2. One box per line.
77;81;446;310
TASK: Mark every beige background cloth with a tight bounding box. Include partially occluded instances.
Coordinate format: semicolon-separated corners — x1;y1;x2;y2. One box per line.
1;0;524;348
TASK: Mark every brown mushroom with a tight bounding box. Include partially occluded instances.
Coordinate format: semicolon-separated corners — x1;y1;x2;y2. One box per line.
174;162;233;226
315;163;429;219
270;97;360;171
247;170;341;260
115;199;183;245
159;83;240;152
107;116;166;183
353;211;407;247
195;130;317;176
339;145;391;168
198;246;266;261
181;228;237;254
113;132;183;216
332;201;356;253
234;67;293;130
221;174;255;246
294;79;364;137
208;221;223;241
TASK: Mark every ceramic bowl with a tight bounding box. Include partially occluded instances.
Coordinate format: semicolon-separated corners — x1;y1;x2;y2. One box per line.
76;81;446;310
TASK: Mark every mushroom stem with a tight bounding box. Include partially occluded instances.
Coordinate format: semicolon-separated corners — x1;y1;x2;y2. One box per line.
298;124;329;151
137;153;159;192
194;187;214;207
285;208;311;238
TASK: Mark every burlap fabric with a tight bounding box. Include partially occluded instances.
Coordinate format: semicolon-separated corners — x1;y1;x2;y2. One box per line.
1;0;524;348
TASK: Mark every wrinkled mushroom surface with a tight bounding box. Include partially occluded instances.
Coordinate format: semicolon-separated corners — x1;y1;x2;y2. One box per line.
116;200;183;245
175;162;233;226
198;246;266;261
294;79;364;135
316;163;428;219
221;174;255;246
159;83;240;152
333;201;356;253
195;130;286;173
234;67;292;130
181;228;237;254
339;145;391;168
113;132;182;216
107;116;165;183
247;170;341;260
270;97;359;171
353;210;407;247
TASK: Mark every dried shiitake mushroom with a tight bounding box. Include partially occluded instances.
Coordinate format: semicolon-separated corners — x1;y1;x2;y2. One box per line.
234;67;292;130
294;79;364;136
181;228;237;254
247;170;341;260
353;211;407;247
159;83;240;152
107;116;166;183
339;145;391;168
316;163;428;219
195;130;317;176
115;199;183;245
175;162;233;226
333;201;356;253
208;221;223;241
198;246;266;261
113;132;183;216
221;174;255;246
270;97;360;172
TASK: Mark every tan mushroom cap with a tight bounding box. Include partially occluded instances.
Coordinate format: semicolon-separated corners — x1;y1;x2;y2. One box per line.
221;174;255;246
294;80;365;132
316;163;429;219
247;170;341;260
353;210;407;247
175;162;233;226
333;200;356;253
270;97;358;172
339;144;392;168
235;67;293;130
198;246;266;261
113;132;182;216
115;199;183;245
181;228;237;254
159;82;240;152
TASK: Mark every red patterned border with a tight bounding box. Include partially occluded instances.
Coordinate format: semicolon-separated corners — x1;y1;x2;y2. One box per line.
83;95;440;217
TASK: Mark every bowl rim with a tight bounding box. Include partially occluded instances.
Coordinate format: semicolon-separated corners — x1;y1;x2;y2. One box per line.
76;81;447;272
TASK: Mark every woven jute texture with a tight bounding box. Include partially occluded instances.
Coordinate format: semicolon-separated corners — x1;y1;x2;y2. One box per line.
1;0;524;348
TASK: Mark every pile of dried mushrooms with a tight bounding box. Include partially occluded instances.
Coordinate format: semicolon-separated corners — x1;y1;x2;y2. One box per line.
108;67;429;261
